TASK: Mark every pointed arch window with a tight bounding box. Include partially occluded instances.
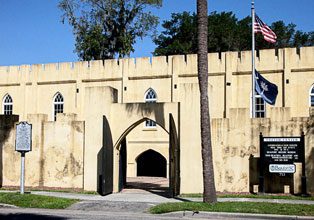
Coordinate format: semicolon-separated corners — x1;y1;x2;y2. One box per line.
310;85;314;107
3;94;13;115
145;88;157;103
144;88;157;127
53;93;64;121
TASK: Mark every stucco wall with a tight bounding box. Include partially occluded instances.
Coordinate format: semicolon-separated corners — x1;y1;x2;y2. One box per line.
1;47;313;121
0;114;84;189
211;107;314;194
178;83;314;194
0;47;313;194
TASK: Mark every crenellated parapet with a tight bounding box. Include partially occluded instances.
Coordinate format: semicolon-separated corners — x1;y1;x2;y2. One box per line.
0;46;313;81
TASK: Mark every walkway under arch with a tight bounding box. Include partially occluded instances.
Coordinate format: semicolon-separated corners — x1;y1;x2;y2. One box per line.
115;117;170;194
93;100;180;197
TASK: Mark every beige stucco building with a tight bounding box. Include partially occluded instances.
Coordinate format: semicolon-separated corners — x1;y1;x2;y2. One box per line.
0;47;313;195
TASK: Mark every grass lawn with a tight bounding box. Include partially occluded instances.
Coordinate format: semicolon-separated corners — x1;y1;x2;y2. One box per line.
0;187;98;195
150;202;314;216
0;192;79;209
180;193;314;201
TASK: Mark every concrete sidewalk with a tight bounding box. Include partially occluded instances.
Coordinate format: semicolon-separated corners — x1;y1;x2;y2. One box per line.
1;190;314;219
2;189;314;205
1;207;314;220
28;190;314;205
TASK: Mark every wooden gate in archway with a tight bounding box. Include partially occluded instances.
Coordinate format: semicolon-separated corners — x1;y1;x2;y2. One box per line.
169;113;180;197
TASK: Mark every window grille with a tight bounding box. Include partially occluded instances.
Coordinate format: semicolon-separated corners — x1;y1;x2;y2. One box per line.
145;89;157;103
53;93;64;121
310;85;314;107
144;88;157;127
3;94;13;115
255;94;266;118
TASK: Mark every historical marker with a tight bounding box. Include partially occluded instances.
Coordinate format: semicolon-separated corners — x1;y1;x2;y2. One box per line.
16;122;32;152
15;122;32;194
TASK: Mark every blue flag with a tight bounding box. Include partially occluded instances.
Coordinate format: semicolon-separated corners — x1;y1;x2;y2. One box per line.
255;70;278;105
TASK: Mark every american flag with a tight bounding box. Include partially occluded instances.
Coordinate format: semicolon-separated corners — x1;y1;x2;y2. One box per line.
254;14;277;43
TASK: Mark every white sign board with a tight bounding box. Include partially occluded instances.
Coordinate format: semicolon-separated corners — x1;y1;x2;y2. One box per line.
15;122;32;152
269;164;296;173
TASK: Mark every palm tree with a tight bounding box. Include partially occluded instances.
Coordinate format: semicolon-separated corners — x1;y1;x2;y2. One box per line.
197;0;217;204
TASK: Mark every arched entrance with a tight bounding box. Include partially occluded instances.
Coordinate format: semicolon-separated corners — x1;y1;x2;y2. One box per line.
111;113;180;197
136;149;167;177
117;119;170;194
97;101;180;197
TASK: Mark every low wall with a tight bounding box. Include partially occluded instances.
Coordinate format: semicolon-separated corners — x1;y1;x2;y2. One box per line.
211;107;314;194
0;107;313;194
0;114;84;190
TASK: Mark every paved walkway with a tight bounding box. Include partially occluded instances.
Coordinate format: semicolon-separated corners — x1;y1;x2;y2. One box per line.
29;190;314;204
1;189;314;220
1;178;314;219
31;190;178;203
2;189;314;205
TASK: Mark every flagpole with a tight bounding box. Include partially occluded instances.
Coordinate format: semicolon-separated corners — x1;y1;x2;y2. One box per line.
251;0;256;118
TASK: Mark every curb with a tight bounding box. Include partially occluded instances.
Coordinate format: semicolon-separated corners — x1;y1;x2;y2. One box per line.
0;203;18;208
162;211;314;220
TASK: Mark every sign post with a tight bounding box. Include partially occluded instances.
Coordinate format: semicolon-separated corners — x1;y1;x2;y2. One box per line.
300;132;307;196
15;122;32;194
20;152;25;194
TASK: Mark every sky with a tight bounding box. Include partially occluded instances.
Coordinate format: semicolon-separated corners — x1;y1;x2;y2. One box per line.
0;0;313;66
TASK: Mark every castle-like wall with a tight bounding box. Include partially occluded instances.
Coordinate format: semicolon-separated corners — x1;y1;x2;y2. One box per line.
177;82;314;194
0;114;84;190
212;107;314;194
0;47;313;194
0;47;313;121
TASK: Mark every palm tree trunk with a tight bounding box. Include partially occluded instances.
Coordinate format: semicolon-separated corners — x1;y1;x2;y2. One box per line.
197;0;217;204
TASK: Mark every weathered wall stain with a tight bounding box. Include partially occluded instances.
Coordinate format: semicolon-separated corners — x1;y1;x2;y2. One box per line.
72;123;83;133
0;115;84;189
1;115;19;186
3;143;20;183
225;170;234;183
240;145;257;158
213;108;314;194
54;153;82;180
69;153;83;176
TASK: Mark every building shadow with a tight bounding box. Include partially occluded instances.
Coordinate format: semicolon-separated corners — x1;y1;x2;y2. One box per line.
0;115;19;187
0;213;66;220
124;177;171;198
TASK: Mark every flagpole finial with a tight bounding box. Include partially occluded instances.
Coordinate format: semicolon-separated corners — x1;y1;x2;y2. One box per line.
251;0;255;8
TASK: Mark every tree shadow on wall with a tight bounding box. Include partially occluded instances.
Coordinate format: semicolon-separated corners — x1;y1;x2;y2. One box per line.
0;115;19;187
306;147;314;194
305;118;314;195
125;103;166;129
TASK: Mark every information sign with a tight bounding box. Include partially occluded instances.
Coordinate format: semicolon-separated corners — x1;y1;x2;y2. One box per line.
15;122;32;152
262;137;302;164
258;133;307;195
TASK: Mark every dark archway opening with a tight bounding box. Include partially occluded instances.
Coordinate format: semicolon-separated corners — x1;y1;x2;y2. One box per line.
136;150;167;177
